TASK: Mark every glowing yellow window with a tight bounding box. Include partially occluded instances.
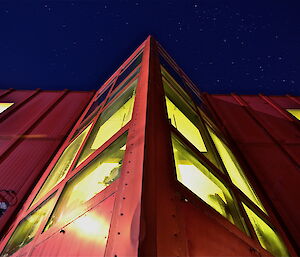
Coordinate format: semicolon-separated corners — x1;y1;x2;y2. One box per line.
172;136;246;231
208;127;265;212
2;196;56;257
44;134;127;232
0;103;14;114
243;204;289;256
166;96;207;152
286;109;300;120
31;125;92;207
76;80;136;167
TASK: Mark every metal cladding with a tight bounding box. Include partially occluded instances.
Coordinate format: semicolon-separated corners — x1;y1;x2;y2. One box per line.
203;93;300;251
0;90;94;236
0;37;299;257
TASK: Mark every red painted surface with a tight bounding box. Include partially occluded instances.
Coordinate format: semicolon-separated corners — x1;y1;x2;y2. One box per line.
204;94;300;251
0;90;94;237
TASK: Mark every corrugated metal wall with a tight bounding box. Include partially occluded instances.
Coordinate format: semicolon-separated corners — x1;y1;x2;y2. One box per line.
0;89;94;236
204;93;300;250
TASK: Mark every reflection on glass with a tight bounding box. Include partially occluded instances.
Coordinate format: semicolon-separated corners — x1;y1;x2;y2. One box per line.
81;86;111;122
44;134;127;232
172;136;246;231
208;127;265;212
243;204;289;257
108;68;139;104
1;196;56;257
31;125;92;207
166;96;206;152
162;66;193;107
76;79;136;167
113;51;143;89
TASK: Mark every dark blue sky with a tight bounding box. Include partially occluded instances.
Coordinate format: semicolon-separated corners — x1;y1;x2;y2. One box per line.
0;0;299;95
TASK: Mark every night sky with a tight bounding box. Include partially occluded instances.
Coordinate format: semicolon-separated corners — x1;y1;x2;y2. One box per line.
0;0;299;95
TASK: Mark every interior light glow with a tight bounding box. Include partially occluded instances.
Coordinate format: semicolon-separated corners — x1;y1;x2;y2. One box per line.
286;109;300;120
243;204;289;257
208;127;266;213
172;137;235;224
0;103;14;114
166;96;207;152
31;124;92;207
91;96;134;150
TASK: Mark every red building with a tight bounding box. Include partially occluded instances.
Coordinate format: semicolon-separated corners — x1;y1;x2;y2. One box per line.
0;36;299;256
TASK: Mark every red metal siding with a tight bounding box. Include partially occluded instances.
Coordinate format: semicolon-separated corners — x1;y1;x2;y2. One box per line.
204;94;300;250
30;195;114;257
0;90;94;236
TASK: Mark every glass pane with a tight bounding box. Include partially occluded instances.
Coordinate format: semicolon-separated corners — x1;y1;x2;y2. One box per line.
76;80;136;167
113;51;143;90
172;136;245;230
31;125;92;207
162;66;194;107
243;204;289;257
208;127;265;212
2;196;56;256
107;69;140;105
160;57;201;107
160;55;184;89
0;103;14;114
286;109;300;120
44;134;127;231
166;96;206;152
81;86;111;122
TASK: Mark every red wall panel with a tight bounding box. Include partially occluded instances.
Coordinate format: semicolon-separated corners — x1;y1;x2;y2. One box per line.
0;90;94;236
30;195;114;257
205;94;300;250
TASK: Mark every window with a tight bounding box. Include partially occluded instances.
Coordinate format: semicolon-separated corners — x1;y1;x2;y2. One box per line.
166;96;206;152
207;127;265;212
81;86;111;122
160;55;201;106
243;204;289;257
0;103;14;114
31;125;92;207
44;134;127;232
76;79;136;167
286;109;300;120
162;66;194;107
1;196;56;257
172;136;246;232
107;74;139;106
113;51;143;90
164;80;224;169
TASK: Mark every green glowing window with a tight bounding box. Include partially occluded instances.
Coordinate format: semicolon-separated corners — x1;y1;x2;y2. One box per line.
207;127;265;212
286;109;300;120
166;97;207;152
76;79;136;167
44;134;127;232
172;136;246;232
0;103;14;114
243;204;289;256
31;125;92;207
2;196;56;257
